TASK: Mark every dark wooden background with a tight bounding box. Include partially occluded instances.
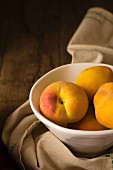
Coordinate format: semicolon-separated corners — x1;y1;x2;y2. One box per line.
0;0;113;169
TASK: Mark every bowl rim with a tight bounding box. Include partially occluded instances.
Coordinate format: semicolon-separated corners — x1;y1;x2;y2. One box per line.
29;62;113;136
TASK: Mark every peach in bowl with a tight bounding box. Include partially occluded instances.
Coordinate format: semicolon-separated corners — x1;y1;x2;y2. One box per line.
29;63;113;156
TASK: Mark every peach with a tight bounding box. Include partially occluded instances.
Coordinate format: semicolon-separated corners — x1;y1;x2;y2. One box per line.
67;106;108;131
75;66;113;103
94;82;113;129
40;81;89;126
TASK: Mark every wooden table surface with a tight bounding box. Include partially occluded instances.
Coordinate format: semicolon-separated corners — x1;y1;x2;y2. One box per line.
0;0;113;169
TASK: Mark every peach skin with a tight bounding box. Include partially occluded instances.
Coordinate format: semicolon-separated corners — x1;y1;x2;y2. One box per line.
67;106;108;131
75;66;113;103
40;81;89;126
94;82;113;129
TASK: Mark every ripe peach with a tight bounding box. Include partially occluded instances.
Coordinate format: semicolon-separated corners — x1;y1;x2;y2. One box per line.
75;66;113;103
40;81;89;126
67;106;108;131
94;82;113;129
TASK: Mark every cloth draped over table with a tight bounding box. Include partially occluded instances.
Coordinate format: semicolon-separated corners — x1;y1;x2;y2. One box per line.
2;7;113;170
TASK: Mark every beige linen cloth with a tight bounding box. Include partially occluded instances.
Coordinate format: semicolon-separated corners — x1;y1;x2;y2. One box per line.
2;7;113;170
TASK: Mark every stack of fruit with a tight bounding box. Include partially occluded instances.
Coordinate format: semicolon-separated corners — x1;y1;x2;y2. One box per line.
39;65;113;131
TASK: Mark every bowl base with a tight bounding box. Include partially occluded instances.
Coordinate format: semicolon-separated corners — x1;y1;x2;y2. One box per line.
66;144;110;158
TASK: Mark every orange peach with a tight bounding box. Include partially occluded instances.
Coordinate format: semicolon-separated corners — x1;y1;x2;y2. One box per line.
67;106;108;131
40;81;89;126
94;82;113;129
75;66;113;103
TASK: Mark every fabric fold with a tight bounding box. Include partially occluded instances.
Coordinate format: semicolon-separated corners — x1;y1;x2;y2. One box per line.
67;7;113;64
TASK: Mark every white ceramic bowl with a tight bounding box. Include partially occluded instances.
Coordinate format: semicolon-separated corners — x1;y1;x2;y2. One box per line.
29;63;113;156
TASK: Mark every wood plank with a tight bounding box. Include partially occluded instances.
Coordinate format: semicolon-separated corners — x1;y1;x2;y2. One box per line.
24;0;60;76
0;6;39;131
59;0;85;65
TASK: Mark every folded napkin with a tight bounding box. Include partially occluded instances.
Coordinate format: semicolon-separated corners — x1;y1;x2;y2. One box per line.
2;7;113;170
67;7;113;65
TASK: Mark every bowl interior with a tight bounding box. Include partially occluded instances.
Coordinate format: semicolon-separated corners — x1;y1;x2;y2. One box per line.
29;62;113;136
